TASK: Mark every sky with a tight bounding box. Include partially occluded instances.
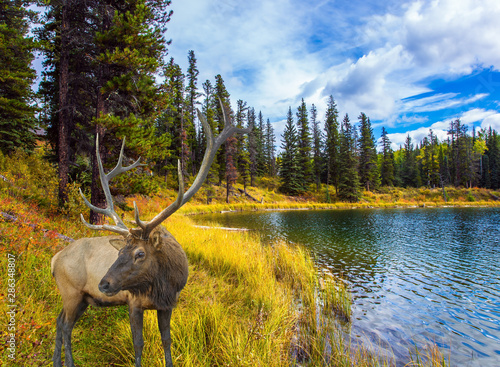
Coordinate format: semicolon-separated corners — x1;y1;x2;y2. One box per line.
165;0;500;149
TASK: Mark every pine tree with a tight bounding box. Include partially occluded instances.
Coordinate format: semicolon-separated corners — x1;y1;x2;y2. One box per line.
338;114;360;202
38;0;172;215
417;130;440;187
0;0;37;154
401;135;418;187
201;79;217;203
225;133;238;203
296;98;312;186
486;128;500;189
256;111;266;175
380;127;395;186
310;104;323;191
185;50;201;175
438;143;451;187
358;112;379;191
214;74;231;185
36;0;98;204
279;107;302;195
247;107;257;186
324;95;340;197
158;58;185;179
91;0;172;220
447;119;469;187
235;100;250;191
265;118;276;176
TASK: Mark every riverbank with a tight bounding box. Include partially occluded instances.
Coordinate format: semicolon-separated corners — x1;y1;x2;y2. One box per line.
0;152;462;366
1;190;453;366
123;183;500;216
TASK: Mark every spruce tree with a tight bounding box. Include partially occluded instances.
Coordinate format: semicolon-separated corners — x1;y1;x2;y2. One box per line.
296;98;312;186
402;135;418;187
380;127;395;186
447;119;469;187
37;0;172;214
256;111;266;175
486;128;500;189
185;50;201;175
159;58;185;179
0;0;37;154
235;99;250;191
358;112;379;191
247;107;257;186
279;107;302;195
324;95;340;196
214;74;231;185
225;134;238;203
338;114;360;202
201;79;217;203
310;104;323;191
36;0;98;204
265;118;276;176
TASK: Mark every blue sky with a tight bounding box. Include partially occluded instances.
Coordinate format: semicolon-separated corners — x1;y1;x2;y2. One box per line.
165;0;500;149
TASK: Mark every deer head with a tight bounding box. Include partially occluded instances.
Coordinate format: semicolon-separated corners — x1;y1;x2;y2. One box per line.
78;103;250;296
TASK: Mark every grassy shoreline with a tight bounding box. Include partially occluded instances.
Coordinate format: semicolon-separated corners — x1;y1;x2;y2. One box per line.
0;192;352;366
2;150;491;365
178;199;500;216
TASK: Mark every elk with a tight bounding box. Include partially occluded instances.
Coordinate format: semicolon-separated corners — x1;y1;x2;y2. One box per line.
51;107;249;367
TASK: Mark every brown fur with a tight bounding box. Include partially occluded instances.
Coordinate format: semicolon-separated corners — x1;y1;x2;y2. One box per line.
51;226;188;367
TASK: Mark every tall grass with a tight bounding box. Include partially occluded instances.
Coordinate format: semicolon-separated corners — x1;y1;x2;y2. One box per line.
0;149;460;366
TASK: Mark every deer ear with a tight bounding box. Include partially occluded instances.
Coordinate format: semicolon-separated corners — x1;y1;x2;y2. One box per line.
149;231;162;249
109;239;126;250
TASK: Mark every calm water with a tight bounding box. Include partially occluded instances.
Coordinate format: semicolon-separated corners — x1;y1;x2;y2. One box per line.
193;208;500;366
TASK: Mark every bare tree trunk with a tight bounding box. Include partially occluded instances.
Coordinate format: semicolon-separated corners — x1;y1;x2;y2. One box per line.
90;123;106;224
58;0;70;206
90;6;111;224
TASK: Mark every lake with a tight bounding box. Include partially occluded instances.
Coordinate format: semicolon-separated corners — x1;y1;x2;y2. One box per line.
193;207;500;366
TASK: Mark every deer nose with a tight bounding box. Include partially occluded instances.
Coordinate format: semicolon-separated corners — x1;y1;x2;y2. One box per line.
99;279;111;293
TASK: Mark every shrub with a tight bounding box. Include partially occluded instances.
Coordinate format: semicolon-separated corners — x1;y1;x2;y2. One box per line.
0;146;58;209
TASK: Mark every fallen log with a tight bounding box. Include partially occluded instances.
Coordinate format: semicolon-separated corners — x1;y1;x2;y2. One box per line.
193;225;251;232
489;192;500;201
237;188;260;202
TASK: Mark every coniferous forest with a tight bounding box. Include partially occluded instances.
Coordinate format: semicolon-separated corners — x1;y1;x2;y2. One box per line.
2;0;500;216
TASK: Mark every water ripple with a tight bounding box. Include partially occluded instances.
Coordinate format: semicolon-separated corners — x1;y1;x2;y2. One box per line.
194;207;500;366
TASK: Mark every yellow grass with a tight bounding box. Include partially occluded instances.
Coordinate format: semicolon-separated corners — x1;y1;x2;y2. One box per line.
0;148;471;366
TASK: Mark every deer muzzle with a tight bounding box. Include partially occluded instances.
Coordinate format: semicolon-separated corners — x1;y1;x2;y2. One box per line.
98;277;120;296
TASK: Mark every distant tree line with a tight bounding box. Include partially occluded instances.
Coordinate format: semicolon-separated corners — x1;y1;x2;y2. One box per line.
278;96;500;201
1;0;500;216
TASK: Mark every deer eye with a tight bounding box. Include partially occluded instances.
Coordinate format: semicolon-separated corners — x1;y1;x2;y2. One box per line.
135;251;145;260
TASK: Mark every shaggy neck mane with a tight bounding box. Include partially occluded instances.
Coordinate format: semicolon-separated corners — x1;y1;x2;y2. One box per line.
127;247;185;310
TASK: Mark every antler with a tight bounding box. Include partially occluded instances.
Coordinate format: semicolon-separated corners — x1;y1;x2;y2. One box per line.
137;100;250;239
81;101;250;240
80;135;145;236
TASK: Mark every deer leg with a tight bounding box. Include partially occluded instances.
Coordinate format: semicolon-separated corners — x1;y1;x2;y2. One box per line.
52;310;64;367
157;308;174;367
59;301;88;367
129;307;145;367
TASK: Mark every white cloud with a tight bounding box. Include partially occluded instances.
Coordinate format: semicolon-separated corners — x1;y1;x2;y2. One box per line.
388;126;448;149
312;0;500;124
481;113;500;132
166;0;500;138
401;0;500;73
398;93;489;116
167;0;320;119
